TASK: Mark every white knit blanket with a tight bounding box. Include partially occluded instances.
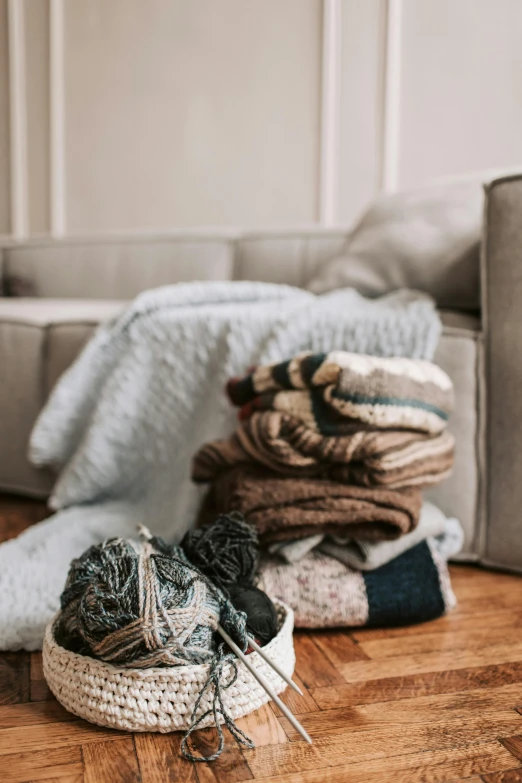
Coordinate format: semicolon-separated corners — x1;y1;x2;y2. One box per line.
0;281;441;650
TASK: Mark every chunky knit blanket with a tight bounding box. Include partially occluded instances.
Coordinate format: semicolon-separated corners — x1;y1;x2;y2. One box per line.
228;351;454;435
257;540;456;628
192;411;455;489
0;282;441;650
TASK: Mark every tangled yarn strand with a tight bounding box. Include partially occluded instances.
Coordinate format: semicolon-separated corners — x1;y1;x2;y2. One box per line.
181;644;255;762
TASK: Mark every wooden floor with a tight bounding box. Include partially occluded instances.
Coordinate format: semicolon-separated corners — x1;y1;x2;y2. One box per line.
2;497;522;783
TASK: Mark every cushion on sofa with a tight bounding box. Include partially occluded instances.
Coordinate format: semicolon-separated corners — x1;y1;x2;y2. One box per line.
3;238;234;299
482;173;522;571
0;299;125;496
427;311;483;559
234;233;347;287
307;179;485;311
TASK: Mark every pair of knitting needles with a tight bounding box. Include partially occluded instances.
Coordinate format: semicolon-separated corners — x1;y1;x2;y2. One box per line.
136;525;311;744
217;624;312;745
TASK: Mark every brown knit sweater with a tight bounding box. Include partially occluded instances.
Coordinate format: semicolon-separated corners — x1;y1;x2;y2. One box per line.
197;464;422;544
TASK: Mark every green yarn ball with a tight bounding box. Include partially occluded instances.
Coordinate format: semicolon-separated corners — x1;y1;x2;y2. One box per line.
56;537;222;668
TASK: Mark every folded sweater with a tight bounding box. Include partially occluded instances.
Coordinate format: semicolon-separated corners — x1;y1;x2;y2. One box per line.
269;505;464;568
197;464;422;544
257;541;456;628
227;351;454;435
319;505;463;570
192;411;454;490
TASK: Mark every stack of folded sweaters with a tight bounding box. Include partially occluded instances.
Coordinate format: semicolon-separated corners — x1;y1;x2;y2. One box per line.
192;351;462;628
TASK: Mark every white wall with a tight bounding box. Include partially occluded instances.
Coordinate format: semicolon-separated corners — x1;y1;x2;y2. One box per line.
0;0;521;238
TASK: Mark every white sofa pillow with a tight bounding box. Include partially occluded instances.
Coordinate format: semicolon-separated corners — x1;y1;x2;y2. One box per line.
308;179;484;310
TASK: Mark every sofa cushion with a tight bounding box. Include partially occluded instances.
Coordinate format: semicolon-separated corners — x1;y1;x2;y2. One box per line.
427;314;483;559
234;233;347;287
307;180;485;311
0;299;125;496
4;237;234;299
483;173;522;571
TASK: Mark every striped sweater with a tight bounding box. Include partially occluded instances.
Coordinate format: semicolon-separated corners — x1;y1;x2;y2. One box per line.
192;411;455;490
227;351;454;436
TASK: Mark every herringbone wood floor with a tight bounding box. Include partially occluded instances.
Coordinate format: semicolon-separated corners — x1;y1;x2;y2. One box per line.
2;496;522;783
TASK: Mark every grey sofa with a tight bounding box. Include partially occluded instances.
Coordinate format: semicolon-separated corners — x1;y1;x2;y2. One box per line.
0;172;520;570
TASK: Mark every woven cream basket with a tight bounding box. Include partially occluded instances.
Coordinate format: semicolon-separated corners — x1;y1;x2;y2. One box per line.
42;599;295;733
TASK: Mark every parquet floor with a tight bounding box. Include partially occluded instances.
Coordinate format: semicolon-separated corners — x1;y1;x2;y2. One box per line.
2;496;522;783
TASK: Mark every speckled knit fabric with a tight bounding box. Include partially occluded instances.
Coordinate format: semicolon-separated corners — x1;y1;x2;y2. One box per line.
192;411;455;490
227;351;454;436
257;540;456;628
198;464;422;543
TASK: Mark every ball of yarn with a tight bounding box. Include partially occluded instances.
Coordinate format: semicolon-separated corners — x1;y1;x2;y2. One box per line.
56;536;223;668
228;585;278;646
181;512;259;592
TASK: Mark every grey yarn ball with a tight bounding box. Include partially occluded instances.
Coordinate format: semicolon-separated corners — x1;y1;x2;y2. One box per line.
56;537;222;668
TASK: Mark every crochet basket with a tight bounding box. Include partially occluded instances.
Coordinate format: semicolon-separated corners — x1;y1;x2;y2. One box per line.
42;599;295;733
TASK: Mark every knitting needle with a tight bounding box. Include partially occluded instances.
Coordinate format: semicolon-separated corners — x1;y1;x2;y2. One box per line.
136;526;301;692
246;634;303;696
136;529;305;700
217;624;312;745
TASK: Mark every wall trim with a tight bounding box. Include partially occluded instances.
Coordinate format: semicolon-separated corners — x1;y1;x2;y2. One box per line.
7;0;28;239
382;0;403;193
319;0;342;226
50;0;65;237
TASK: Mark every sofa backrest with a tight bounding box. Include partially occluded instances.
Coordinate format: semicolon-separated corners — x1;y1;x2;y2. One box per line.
12;172;522;307
1;230;349;300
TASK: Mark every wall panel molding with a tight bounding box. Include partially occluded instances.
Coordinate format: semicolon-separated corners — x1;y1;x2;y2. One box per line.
338;0;386;226
0;1;10;234
7;0;28;238
319;0;342;225
381;0;402;193
49;0;65;236
25;0;51;235
2;0;521;238
65;0;320;232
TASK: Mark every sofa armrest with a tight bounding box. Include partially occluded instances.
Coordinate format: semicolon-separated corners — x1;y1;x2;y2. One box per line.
482;173;522;570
